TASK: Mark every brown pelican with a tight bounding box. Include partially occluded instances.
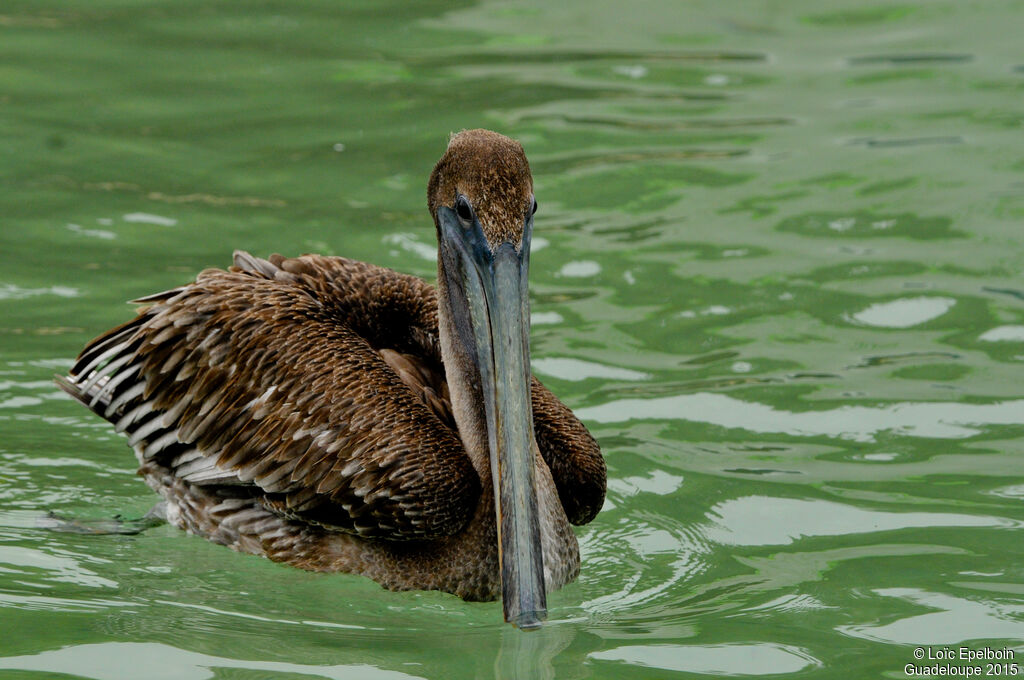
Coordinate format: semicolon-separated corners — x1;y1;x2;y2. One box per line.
57;129;605;629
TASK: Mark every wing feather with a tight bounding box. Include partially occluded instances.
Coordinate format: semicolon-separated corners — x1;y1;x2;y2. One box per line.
62;250;604;539
63;255;479;540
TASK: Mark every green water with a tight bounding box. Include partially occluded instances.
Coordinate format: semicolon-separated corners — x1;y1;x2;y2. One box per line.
2;1;1023;678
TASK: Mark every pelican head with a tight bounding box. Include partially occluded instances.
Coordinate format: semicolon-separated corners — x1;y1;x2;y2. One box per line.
429;129;544;629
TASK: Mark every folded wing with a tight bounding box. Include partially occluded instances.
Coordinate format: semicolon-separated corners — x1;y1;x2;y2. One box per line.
59;254;479;540
58;251;604;540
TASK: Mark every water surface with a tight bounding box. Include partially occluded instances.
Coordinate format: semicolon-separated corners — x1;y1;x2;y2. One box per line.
2;1;1023;678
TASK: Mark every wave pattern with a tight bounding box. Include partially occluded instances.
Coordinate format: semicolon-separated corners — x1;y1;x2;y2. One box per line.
2;0;1023;678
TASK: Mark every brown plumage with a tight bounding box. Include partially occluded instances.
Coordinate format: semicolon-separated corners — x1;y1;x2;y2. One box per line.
57;129;605;618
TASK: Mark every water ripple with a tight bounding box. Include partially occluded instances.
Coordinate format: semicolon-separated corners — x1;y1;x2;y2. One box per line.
579;392;1024;442
839;589;1024;646
0;642;424;680
409;49;770;66
847;53;974;65
591;642;821;675
702;496;1021;547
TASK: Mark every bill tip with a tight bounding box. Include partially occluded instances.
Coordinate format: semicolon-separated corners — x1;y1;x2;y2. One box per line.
508;609;546;631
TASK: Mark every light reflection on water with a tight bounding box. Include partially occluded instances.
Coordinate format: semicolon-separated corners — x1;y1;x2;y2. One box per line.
532;357;650;382
578;392;1024;441
0;642;427;680
847;296;957;328
980;326;1024;342
839;589;1024;646
0;545;117;589
702;496;1022;547
591;642;820;676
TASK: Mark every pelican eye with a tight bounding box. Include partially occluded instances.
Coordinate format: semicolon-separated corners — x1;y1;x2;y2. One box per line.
531;198;538;216
455;195;474;224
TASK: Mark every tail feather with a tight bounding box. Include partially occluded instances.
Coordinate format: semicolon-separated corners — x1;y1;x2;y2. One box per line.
130;286;187;305
232;250;280;278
